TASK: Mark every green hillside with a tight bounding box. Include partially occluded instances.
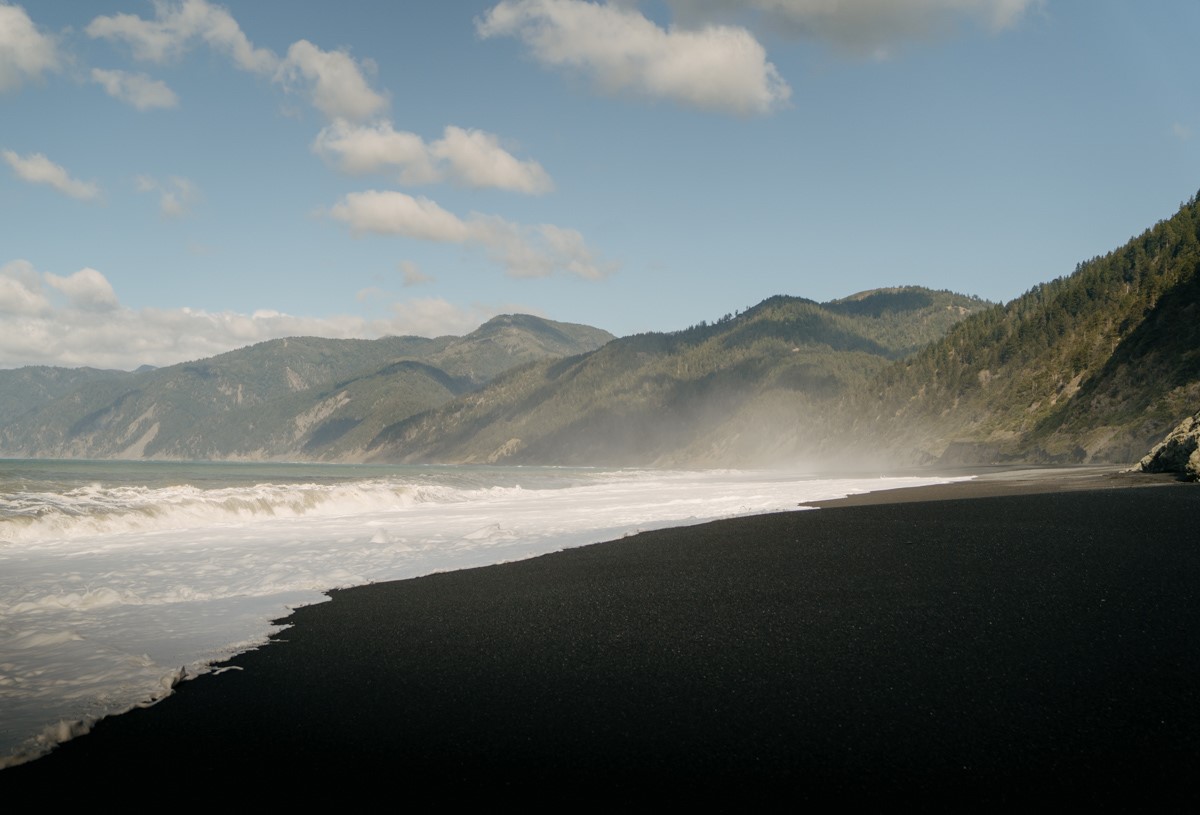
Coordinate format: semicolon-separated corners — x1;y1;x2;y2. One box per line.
365;288;990;465
0;366;135;422
0;316;614;460
856;191;1200;464
7;193;1196;468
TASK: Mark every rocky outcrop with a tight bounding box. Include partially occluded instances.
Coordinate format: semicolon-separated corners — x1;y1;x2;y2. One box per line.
1136;410;1200;480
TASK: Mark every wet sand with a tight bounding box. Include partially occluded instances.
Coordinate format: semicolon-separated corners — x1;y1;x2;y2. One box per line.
4;470;1198;805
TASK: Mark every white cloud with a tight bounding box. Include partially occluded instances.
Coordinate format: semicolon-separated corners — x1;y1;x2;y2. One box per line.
329;190;472;243
136;174;197;216
277;39;387;121
328;190;612;279
0;1;59;92
0;260;532;369
476;0;791;115
87;1;386;122
313;120;553;193
1172;122;1193;142
313;120;439;183
0;259;51;315
663;0;1040;56
45;267;119;311
399;260;433;286
86;0;277;72
91;68;179;110
469;214;607;279
476;1;1038;110
3;149;100;200
433;126;554;193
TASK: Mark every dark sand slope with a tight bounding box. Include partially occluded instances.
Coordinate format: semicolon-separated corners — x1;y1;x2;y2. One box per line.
5;475;1199;806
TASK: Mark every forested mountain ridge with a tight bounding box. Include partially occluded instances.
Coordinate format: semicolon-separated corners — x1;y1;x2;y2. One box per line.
363;288;991;465
4;193;1196;468
852;190;1200;464
365;193;1200;469
0;366;138;422
0;316;614;460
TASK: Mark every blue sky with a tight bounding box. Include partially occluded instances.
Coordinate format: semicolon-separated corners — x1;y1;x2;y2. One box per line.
2;0;1198;369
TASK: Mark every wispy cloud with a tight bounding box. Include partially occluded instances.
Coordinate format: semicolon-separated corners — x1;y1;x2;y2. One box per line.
329;190;612;280
399;260;433;286
3;149;100;201
91;68;179;110
85;0;275;72
314;120;553;193
135;174;197;216
87;0;386;122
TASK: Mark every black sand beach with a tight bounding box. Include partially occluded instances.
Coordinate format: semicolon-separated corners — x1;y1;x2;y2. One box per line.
4;470;1198;806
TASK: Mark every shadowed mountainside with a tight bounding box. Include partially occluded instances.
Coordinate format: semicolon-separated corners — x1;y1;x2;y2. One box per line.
365;192;1200;469
4;193;1198;468
364;288;991;466
0;366;137;422
852;190;1200;465
0;315;613;460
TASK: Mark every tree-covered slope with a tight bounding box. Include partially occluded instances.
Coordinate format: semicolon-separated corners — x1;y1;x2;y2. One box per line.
153;359;471;461
0;315;614;460
365;289;990;465
0;366;135;423
854;191;1200;464
0;335;443;459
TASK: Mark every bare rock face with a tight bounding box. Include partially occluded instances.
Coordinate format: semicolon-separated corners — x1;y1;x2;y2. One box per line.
1137;411;1200;480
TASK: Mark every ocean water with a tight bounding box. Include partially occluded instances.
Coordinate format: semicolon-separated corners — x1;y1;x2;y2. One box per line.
0;459;965;767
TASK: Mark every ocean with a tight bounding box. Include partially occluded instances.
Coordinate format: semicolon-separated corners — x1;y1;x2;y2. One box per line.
0;458;963;768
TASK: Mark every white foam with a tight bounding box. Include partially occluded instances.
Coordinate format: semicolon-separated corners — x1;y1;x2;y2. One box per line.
0;466;967;768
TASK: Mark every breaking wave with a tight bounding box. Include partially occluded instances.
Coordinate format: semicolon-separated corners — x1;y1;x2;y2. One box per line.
1;479;540;543
0;460;968;769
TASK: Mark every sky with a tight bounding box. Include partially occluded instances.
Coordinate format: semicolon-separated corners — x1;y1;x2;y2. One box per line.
1;0;1198;370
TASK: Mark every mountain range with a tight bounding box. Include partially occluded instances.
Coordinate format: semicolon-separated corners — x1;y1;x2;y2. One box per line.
0;315;613;461
2;191;1197;468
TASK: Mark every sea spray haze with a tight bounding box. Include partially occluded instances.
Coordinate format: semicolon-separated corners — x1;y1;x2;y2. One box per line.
365;289;991;466
0;458;964;767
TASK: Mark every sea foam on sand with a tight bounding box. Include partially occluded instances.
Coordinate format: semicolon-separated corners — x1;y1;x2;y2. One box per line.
0;466;964;767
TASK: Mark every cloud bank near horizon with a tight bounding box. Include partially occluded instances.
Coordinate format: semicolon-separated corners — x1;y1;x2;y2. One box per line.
0;260;526;370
